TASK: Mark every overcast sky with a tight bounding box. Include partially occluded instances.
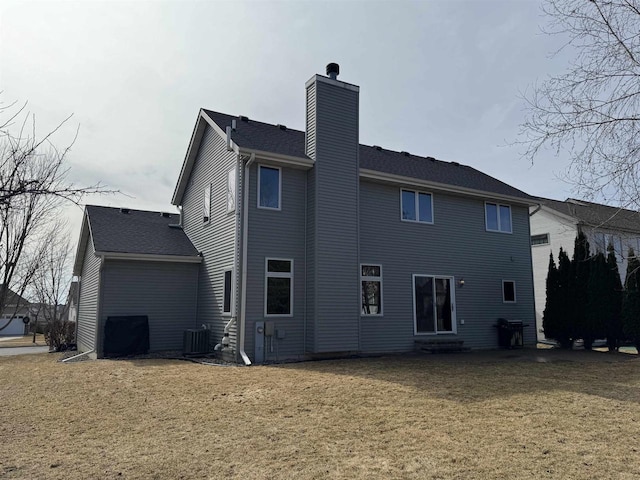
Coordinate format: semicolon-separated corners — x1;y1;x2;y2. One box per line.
1;0;575;243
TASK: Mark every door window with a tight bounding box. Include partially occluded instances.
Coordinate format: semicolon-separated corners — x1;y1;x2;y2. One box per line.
413;275;455;334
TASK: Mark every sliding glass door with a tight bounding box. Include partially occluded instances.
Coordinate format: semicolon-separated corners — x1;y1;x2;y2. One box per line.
413;275;456;334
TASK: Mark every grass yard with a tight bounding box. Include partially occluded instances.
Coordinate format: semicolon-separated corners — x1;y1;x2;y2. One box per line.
1;350;639;479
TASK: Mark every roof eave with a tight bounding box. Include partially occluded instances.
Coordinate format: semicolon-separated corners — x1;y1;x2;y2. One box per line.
95;251;202;263
359;168;536;206
171;110;240;206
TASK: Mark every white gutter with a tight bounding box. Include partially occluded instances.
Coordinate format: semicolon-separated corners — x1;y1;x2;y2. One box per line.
238;153;256;365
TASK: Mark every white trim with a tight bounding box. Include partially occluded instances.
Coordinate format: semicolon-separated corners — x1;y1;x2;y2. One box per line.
502;279;517;303
485;202;512;234
239;148;314;169
412;274;457;336
400;189;434;224
257;164;282;211
95;252;202;263
360;264;383;317
361;169;535;207
222;268;234;315
304;73;360;92
264;257;293;317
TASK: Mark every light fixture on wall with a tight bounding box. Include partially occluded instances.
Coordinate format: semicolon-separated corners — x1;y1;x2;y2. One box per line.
458;278;465;288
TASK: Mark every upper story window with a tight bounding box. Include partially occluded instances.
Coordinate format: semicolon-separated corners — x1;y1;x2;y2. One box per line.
361;264;382;316
531;233;549;246
401;189;433;223
203;183;211;223
265;258;293;316
485;202;512;233
227;168;237;213
258;165;281;210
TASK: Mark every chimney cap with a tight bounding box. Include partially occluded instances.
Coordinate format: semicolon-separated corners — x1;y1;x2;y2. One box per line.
326;63;340;79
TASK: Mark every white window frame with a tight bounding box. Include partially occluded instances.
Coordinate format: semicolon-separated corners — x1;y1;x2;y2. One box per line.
531;233;550;246
485;202;512;234
412;274;457;336
222;268;234;316
360;264;383;317
227;167;237;213
203;183;212;224
257;165;282;211
400;189;434;224
502;280;516;303
264;257;293;317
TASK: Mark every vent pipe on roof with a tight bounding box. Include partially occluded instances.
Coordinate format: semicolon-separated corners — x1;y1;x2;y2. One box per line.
120;208;130;214
231;119;237;131
326;63;340;80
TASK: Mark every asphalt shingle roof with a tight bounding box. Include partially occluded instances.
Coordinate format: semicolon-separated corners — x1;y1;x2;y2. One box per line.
203;109;533;201
540;198;640;234
86;205;198;257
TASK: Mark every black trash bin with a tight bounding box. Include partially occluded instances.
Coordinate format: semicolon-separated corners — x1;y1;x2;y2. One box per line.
496;318;524;349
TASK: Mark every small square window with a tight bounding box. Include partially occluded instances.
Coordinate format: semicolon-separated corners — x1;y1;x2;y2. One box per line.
258;166;281;210
502;280;516;303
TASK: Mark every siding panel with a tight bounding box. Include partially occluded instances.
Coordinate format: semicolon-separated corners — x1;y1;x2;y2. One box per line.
181;124;238;352
76;236;101;352
359;180;536;352
101;260;199;351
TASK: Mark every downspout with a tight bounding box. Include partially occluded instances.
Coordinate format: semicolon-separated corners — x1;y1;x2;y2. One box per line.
238;153;256;365
529;203;542;217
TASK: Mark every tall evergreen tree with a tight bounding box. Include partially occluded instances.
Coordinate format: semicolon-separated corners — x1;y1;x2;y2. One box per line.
605;244;623;351
570;232;591;346
622;248;640;352
584;252;607;350
555;247;573;348
542;252;560;341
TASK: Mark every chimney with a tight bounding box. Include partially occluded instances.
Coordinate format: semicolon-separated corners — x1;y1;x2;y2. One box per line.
304;64;360;353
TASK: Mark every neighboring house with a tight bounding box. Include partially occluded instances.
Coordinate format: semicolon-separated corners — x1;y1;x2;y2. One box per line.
0;286;29;336
530;197;640;341
73;206;200;356
75;64;537;362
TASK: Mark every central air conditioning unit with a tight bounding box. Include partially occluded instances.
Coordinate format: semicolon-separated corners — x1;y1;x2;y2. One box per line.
183;329;210;355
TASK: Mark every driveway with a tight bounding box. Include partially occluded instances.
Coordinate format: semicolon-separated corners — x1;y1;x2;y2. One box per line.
0;346;50;356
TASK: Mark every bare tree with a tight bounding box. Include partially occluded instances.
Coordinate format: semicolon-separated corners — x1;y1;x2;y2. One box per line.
519;0;640;207
0;99;111;331
31;223;74;349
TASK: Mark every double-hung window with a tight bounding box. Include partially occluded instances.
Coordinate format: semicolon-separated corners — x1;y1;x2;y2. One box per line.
203;183;211;223
361;264;382;315
265;258;293;316
258;165;281;210
485;202;512;233
401;189;433;223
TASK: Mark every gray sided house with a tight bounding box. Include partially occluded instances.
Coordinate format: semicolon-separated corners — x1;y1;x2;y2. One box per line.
164;65;537;364
0;286;30;336
530;197;640;341
73;206;201;357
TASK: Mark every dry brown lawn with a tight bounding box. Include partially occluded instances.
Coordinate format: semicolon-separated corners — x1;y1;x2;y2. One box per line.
1;350;639;480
